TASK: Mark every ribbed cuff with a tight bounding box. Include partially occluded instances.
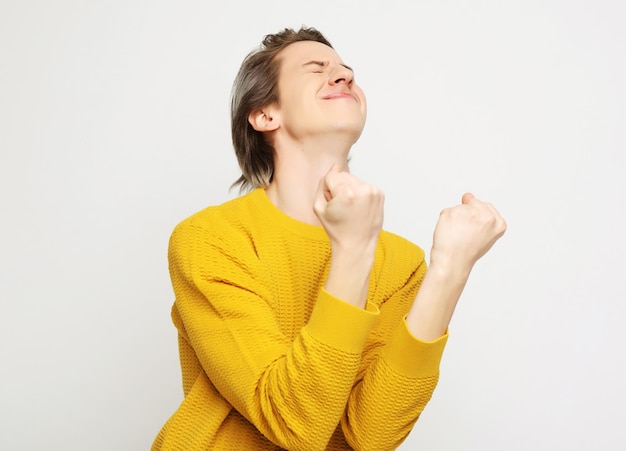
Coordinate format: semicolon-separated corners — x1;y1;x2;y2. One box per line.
381;318;448;378
304;289;379;354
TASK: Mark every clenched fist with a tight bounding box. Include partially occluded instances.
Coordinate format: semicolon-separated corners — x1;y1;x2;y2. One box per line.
313;164;384;254
314;165;384;308
430;193;507;275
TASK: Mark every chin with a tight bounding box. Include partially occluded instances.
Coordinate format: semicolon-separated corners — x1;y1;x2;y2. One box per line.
334;121;365;138
331;125;364;146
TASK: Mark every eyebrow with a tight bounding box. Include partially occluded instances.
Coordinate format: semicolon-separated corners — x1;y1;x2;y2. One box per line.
303;60;354;72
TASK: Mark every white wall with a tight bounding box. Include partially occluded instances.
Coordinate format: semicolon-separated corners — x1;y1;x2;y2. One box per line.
1;1;624;449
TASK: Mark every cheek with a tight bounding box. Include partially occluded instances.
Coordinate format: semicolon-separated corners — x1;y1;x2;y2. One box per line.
350;86;367;114
282;85;312;113
357;89;367;108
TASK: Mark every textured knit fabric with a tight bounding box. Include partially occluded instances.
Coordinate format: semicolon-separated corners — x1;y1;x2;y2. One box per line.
152;188;448;451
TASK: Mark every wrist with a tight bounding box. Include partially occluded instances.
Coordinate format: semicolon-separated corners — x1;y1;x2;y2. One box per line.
405;261;469;341
428;249;473;282
324;245;376;309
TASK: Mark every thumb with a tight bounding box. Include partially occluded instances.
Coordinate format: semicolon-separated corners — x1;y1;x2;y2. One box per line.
462;192;475;204
322;164;342;201
315;165;338;212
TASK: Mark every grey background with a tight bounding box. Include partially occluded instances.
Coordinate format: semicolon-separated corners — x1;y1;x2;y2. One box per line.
1;0;624;449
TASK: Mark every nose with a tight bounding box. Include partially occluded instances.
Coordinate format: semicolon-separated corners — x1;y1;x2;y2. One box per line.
329;64;353;86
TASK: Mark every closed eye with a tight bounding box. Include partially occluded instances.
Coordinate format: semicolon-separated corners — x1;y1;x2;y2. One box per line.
304;60;328;73
303;60;355;75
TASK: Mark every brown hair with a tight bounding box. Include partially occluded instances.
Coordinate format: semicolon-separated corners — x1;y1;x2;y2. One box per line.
230;27;333;192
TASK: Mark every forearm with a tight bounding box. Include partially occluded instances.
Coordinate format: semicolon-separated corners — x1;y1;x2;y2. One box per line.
324;242;376;309
315;166;383;309
179;284;379;450
405;262;470;341
341;322;447;450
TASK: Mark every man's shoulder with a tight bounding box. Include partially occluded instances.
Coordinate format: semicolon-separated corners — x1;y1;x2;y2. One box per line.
170;190;260;240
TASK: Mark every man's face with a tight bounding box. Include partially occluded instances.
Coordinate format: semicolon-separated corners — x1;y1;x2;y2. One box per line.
272;40;367;143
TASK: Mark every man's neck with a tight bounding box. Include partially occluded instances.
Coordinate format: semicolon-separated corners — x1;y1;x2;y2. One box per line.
265;138;351;226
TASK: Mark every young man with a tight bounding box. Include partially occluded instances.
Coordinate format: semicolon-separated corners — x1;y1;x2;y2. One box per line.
152;27;506;450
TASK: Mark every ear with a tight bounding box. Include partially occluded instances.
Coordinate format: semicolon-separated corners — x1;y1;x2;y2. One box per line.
248;105;280;132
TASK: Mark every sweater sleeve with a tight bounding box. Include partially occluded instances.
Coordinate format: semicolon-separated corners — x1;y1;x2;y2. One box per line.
339;259;449;451
168;219;379;451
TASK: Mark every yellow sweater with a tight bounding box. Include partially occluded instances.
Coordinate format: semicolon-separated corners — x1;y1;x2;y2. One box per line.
152;188;448;451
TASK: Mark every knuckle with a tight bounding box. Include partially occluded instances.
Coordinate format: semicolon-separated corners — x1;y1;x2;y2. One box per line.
484;209;496;222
